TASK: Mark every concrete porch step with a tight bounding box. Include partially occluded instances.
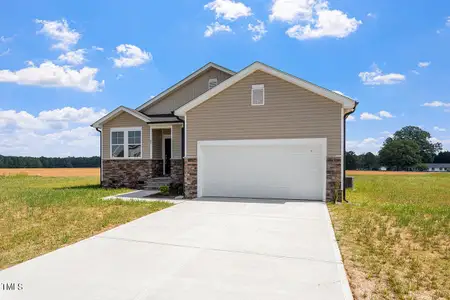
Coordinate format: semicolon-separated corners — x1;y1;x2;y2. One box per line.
144;177;173;190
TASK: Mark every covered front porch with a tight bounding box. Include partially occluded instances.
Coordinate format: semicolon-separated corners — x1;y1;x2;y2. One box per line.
149;122;184;183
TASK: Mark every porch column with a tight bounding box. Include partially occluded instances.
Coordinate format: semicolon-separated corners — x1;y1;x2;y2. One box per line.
171;124;184;184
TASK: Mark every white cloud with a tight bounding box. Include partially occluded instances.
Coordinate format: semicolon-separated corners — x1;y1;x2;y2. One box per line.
360;112;382;120
381;131;393;137
0;107;107;132
38;107;107;124
367;13;376;18
0;126;100;157
359;64;405;85
422;101;450;107
270;0;361;40
0;49;11;57
204;0;252;21
446;16;450;27
346;115;355;121
433;126;446;132
286;3;361;40
92;46;104;52
379;110;394;118
113;44;152;68
204;22;233;37
0;61;104;92
248;20;267;41
411;70;420;75
0;107;107;131
418;61;430;68
35;19;81;51
347;137;385;154
270;0;315;22
0;35;13;43
57;49;86;65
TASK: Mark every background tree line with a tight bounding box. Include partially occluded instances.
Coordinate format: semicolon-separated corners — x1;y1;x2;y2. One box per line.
0;156;100;168
346;126;449;170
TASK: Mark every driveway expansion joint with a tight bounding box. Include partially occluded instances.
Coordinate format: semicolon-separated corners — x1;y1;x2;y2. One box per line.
96;235;343;265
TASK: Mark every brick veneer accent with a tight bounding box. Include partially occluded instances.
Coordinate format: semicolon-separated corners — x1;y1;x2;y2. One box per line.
327;156;342;202
184;158;197;198
103;159;162;189
170;159;184;184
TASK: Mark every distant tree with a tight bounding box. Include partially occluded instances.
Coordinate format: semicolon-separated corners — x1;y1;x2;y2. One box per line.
434;151;450;163
0;155;100;168
362;152;379;170
379;138;421;170
345;151;358;170
392;126;442;163
415;163;428;172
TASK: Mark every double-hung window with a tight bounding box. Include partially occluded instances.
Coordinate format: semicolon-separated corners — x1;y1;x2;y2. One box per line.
111;127;142;158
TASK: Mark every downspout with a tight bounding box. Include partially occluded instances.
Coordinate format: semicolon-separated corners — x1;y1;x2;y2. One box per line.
343;101;359;202
95;128;102;185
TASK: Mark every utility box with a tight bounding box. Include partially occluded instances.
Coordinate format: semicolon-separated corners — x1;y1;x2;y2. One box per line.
345;176;354;189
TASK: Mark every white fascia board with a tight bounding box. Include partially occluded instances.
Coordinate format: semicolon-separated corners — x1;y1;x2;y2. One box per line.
175;62;357;116
91;106;150;128
136;63;235;112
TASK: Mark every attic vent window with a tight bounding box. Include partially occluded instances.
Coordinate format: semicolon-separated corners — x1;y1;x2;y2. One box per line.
208;78;218;90
251;84;265;106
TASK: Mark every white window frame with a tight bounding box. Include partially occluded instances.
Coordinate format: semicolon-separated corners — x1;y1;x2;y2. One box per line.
208;78;218;90
110;127;143;159
251;84;265;106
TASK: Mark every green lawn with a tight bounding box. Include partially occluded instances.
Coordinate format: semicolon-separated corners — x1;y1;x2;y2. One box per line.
0;175;172;269
329;173;450;300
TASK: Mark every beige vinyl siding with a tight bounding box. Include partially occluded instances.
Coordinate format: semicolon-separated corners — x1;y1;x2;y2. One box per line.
152;129;162;159
172;124;183;159
186;71;342;157
143;68;232;114
102;112;150;159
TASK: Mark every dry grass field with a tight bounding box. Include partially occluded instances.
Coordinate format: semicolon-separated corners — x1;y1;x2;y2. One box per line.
347;170;433;176
0;168;100;177
329;173;450;299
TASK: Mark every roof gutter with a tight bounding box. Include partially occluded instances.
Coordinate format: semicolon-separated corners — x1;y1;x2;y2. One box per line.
343;101;359;202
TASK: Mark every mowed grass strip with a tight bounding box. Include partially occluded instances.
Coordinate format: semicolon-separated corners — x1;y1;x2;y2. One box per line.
329;174;450;299
0;175;172;269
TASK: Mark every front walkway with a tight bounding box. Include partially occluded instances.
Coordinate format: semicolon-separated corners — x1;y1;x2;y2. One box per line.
0;199;352;300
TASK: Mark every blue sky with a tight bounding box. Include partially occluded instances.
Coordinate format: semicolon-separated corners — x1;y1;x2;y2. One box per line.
0;0;449;156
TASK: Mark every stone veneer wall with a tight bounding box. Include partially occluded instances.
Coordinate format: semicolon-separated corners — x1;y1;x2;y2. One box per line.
184;158;197;198
171;159;184;184
103;159;162;189
151;159;163;177
326;156;342;202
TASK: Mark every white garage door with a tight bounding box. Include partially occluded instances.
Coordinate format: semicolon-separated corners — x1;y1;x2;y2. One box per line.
197;138;326;201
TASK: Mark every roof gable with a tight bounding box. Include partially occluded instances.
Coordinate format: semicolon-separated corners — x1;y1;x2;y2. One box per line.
175;62;357;116
136;62;235;112
91;106;150;128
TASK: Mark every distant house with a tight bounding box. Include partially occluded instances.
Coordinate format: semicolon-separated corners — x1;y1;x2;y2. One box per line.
427;163;450;172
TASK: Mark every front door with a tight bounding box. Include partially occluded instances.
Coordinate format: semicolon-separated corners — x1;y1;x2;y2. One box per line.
164;137;171;175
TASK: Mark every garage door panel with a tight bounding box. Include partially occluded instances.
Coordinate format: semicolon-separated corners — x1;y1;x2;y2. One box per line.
198;139;326;200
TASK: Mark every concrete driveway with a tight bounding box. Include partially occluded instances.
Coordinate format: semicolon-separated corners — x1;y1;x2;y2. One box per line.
0;198;352;300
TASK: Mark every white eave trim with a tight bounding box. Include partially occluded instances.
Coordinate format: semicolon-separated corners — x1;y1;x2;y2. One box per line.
175;62;357;116
136;62;235;112
91;106;150;128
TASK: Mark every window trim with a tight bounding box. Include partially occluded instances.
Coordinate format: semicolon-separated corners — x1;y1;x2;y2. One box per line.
208;78;218;90
110;127;143;159
251;84;265;106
